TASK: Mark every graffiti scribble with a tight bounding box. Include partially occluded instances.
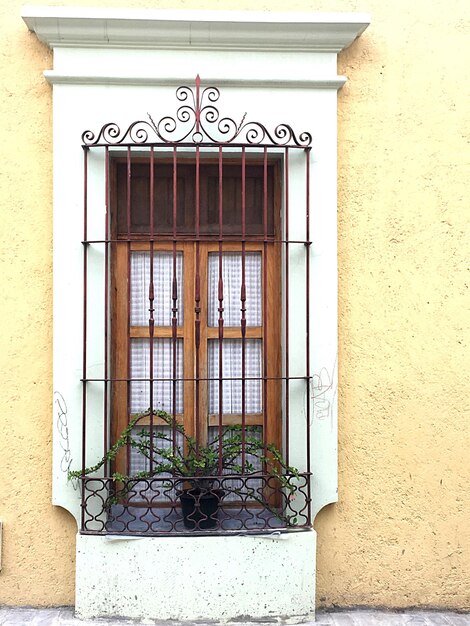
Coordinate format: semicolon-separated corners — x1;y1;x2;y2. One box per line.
311;356;337;430
54;391;73;474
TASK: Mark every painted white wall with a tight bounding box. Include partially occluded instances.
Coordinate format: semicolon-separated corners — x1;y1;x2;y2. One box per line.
76;531;316;621
51;78;338;522
24;8;369;621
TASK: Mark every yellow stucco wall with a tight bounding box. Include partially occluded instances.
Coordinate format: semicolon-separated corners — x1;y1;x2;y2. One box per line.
0;0;468;610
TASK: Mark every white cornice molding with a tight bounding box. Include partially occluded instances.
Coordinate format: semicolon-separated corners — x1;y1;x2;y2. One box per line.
43;71;347;90
22;7;370;53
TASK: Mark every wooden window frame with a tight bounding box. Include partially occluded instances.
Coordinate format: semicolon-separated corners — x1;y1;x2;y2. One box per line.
110;156;282;480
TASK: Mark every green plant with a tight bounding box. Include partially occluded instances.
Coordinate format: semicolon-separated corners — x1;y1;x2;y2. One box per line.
69;409;301;524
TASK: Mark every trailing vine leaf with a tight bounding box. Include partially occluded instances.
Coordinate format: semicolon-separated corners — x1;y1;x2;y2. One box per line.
68;408;302;525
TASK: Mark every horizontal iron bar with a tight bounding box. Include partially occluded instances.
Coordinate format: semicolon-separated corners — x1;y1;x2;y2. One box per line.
83;142;311;150
81;375;312;382
82;238;312;245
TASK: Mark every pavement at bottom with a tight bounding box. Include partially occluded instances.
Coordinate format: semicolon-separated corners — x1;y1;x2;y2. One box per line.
0;608;470;626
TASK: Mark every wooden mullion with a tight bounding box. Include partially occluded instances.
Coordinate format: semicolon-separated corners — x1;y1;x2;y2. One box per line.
264;167;282;508
183;242;195;441
265;242;282;451
130;326;185;339
206;327;261;339
203;241;262;254
130;241;184;252
198;245;209;446
208;414;264;427
111;242;129;477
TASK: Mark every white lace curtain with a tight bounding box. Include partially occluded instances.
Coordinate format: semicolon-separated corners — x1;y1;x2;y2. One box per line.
207;252;261;327
131;251;184;326
129;251;262;416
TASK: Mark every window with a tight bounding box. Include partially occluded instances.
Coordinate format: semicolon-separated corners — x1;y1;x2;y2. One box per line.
79;79;312;535
111;158;282;482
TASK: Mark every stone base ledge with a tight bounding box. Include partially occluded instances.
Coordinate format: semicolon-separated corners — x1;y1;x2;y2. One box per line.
75;530;316;622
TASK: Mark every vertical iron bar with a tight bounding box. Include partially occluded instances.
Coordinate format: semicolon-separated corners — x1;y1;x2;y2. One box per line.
194;76;202;454
149;147;155;471
305;147;312;523
103;147;109;475
262;147;268;471
241;147;247;471
195;75;201;135
81;147;88;530
126;147;132;476
218;146;224;473
172;147;178;456
284;147;290;467
195;145;201;453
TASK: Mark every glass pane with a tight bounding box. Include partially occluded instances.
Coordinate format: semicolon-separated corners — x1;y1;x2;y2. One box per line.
208;339;262;414
116;163;274;237
130;425;184;474
130;338;183;414
205;164;275;237
130;251;183;327
129;425;184;504
208;252;261;327
208;425;263;473
116;163;195;236
207;426;263;502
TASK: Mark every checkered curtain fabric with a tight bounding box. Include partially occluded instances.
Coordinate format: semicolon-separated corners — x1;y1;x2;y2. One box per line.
129;251;262;415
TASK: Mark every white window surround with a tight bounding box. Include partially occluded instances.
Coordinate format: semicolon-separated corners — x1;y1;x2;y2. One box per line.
23;7;369;622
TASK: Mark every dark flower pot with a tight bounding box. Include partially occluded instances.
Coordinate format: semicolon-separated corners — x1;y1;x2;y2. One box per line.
180;488;224;530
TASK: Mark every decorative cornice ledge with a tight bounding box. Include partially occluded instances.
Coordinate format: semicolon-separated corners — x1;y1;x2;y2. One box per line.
43;72;347;90
22;7;370;53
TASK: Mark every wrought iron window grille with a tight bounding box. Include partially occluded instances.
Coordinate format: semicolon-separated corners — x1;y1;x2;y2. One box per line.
78;76;313;536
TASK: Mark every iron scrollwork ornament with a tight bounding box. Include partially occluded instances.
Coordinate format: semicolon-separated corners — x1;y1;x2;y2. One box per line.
82;75;312;148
